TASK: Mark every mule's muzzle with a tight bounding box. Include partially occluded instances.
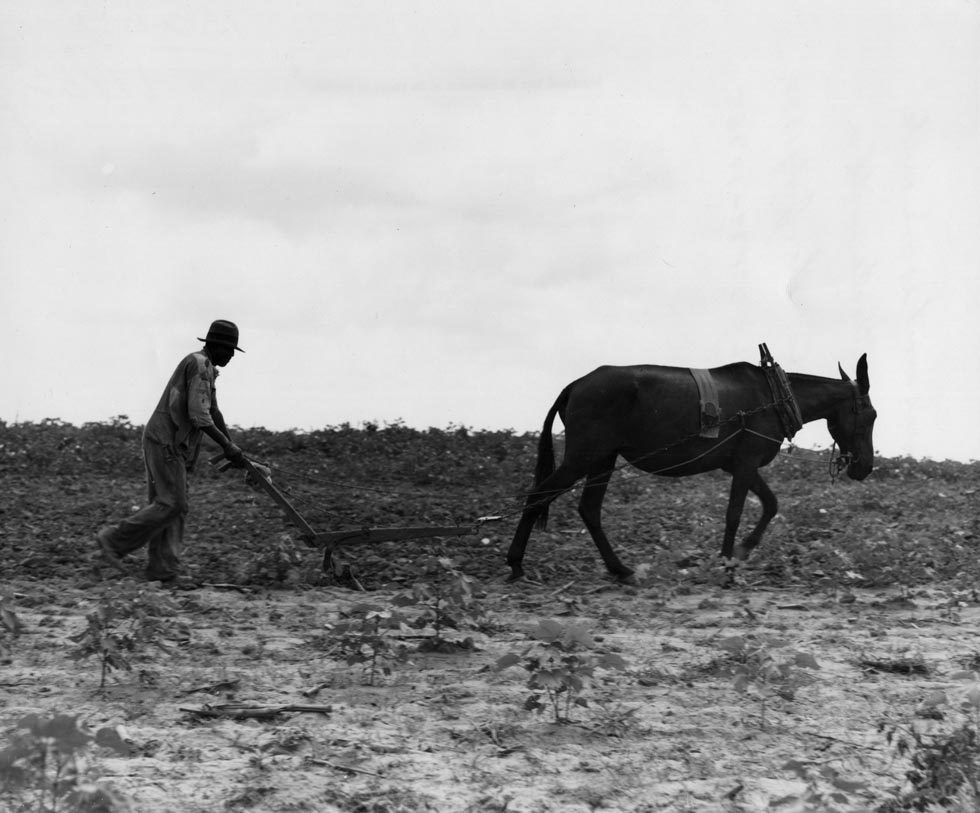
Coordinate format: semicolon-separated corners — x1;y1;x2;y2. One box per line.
847;459;873;481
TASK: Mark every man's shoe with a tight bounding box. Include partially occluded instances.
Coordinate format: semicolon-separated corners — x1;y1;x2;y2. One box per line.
96;528;126;573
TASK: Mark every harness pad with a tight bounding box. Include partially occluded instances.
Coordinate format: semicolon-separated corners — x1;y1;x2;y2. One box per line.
689;368;721;438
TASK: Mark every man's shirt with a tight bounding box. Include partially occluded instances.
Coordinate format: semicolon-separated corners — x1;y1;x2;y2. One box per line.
144;351;222;466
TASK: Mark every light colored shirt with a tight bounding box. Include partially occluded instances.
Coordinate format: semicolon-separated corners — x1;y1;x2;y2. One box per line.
144;351;221;465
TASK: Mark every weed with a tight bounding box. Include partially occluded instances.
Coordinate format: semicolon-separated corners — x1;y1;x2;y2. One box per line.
717;634;820;730
69;581;185;689
496;619;627;723
392;557;487;651
330;604;411;685
585;700;645;738
0;713;131;813
878;683;980;811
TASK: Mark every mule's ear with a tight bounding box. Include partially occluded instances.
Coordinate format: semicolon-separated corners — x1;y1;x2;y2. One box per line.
856;353;869;394
838;362;851;382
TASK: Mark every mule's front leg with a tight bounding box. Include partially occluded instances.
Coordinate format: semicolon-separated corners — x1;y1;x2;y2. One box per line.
721;471;751;560
731;472;778;560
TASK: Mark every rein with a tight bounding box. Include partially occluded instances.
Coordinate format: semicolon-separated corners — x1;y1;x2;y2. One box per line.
742;427;849;482
829;379;869;480
828;443;852;482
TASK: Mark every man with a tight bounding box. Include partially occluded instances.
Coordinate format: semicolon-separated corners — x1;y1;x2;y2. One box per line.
97;319;249;586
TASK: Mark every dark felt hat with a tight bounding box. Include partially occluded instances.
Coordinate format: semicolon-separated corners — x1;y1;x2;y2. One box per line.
198;320;244;352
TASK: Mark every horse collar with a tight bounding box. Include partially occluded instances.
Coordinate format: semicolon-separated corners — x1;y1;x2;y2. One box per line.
758;344;803;439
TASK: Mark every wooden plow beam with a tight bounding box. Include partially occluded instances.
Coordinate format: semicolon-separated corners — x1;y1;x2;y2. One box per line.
210;452;491;574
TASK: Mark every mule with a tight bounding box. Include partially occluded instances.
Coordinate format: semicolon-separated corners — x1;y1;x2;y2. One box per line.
506;354;876;582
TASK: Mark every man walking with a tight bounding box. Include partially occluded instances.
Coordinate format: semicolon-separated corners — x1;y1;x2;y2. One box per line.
97;319;249;586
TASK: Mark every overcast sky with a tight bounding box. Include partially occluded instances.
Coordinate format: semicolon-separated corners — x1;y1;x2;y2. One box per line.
2;1;978;462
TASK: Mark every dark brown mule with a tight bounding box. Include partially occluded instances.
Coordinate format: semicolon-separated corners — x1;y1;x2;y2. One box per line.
506;355;876;582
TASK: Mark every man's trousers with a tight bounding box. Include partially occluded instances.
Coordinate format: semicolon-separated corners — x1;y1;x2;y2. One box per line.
104;437;189;581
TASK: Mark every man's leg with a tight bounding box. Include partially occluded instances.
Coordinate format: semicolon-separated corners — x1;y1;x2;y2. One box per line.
145;507;185;582
103;441;188;580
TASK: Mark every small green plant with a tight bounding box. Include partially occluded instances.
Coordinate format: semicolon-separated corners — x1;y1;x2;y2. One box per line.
717;634;820;730
392;557;487;652
878;682;980;811
0;713;131;813
496;619;627;723
69;581;184;689
330;604;411;685
585;700;644;738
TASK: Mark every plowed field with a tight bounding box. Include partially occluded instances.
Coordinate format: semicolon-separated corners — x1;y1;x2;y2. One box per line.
3;421;980;811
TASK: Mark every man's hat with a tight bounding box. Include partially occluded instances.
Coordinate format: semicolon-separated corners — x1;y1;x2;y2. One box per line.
198;319;244;352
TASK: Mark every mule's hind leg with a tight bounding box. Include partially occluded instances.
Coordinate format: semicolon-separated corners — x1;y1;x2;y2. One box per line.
506;464;583;582
578;457;634;582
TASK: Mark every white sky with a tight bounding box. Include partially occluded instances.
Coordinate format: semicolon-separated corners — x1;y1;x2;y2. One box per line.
2;1;978;461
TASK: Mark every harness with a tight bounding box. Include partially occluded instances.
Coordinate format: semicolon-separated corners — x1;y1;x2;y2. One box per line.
759;343;803;439
689;367;721;438
689;344;803;441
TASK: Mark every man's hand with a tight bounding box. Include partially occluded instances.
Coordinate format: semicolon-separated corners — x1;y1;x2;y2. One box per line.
224;442;247;468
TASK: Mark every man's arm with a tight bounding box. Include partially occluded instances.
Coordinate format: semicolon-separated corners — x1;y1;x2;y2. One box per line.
202;424;245;467
207;401;245;467
212;404;231;440
187;357;245;467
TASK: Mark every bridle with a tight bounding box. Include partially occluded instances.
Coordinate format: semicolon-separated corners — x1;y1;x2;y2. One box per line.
829;443;851;481
829;381;872;481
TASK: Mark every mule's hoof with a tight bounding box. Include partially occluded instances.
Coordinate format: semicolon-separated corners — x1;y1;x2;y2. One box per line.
721;561;748;590
616;572;638;587
505;568;525;583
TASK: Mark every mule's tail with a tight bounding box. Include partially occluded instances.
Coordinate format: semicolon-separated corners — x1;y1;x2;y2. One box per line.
533;384;571;530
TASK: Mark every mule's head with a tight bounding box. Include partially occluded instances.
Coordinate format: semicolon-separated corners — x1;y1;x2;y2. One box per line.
828;354;876;480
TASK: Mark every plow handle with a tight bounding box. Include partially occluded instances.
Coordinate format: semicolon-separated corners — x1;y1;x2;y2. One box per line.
208;451;318;540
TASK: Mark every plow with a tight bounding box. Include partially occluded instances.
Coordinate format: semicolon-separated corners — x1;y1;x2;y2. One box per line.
209;452;500;578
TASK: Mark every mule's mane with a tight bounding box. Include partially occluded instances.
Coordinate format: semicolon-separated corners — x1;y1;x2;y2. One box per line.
713;364;838;385
786;372;842;384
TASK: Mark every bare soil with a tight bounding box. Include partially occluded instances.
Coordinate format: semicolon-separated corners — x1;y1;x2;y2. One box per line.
5;574;980;812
